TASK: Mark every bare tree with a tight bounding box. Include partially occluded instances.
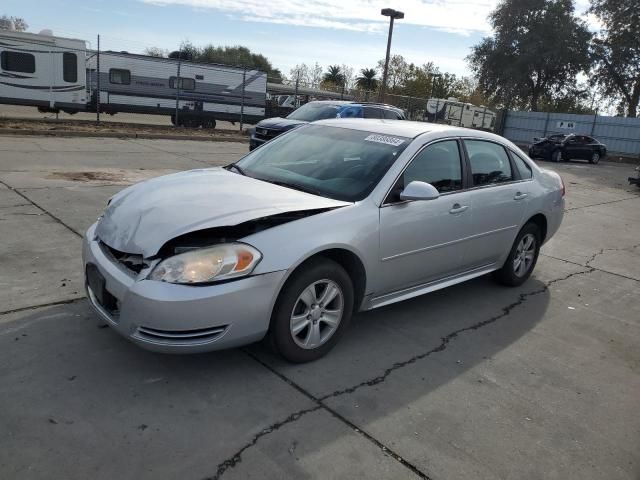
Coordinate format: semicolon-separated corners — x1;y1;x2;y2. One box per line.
0;15;28;31
341;64;355;90
309;62;323;89
144;47;168;58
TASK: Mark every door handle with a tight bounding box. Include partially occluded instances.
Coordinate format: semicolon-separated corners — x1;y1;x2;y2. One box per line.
449;203;469;214
514;192;528;200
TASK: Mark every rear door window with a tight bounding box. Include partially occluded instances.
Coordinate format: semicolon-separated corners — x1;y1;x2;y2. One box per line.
465;140;514;186
511;151;533;179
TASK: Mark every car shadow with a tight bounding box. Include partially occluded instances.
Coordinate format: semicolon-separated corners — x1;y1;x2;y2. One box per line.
0;273;550;478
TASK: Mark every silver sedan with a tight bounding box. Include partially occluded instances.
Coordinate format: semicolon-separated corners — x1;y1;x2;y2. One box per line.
83;120;565;362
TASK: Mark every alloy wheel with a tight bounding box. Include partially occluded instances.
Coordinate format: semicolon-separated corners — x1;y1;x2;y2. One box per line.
513;233;536;277
591;152;600;164
290;279;344;349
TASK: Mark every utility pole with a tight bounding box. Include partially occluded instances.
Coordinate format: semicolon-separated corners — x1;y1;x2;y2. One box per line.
174;51;181;127
379;8;404;102
96;34;100;125
240;68;246;133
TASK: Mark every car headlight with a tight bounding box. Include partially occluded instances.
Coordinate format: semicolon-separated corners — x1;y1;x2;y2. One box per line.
149;243;262;284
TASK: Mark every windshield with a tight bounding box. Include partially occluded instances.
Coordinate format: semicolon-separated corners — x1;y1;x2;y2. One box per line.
234;124;410;202
286;103;342;122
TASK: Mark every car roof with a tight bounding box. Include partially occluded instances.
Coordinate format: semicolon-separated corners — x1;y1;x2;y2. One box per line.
314;118;507;142
306;100;402;111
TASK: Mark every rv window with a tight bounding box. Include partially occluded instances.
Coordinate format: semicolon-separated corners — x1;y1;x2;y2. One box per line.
1;51;35;73
169;77;195;90
63;53;77;82
109;69;131;85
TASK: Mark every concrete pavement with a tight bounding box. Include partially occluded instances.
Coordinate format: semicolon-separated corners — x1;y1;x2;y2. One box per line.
0;136;638;479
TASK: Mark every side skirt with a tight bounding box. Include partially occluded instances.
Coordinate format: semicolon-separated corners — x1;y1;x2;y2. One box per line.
364;264;497;310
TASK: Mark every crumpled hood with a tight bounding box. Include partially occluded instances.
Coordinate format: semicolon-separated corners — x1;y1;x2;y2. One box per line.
95;168;349;257
256;117;307;130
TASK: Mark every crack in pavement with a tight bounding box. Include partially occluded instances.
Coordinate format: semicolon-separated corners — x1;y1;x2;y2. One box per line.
564;195;639;212
209;267;595;480
584;242;640;268
318;267;594;401
239;351;433;480
0;179;83;238
0;296;85;316
541;253;639;283
204;405;323;480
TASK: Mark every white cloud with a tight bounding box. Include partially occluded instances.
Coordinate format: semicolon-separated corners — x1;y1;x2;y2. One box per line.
142;0;498;35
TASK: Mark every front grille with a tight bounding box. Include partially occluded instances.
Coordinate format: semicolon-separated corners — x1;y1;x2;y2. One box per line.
100;241;148;274
134;325;228;345
255;127;281;140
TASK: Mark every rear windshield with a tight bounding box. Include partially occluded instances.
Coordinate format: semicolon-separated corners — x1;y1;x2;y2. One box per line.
235;124;410;202
286;103;342;122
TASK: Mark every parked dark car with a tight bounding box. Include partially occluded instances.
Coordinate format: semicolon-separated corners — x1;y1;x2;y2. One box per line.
528;133;607;164
249;101;406;150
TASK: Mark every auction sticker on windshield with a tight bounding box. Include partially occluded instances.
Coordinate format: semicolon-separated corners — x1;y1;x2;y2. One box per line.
364;134;405;147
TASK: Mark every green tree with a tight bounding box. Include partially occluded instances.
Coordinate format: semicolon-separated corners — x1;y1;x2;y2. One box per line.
468;0;591;111
167;43;282;82
589;0;640;117
356;68;379;91
0;15;28;31
323;65;344;87
377;55;411;91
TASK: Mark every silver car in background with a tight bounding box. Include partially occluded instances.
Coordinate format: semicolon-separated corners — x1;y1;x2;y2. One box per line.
83;120;565;362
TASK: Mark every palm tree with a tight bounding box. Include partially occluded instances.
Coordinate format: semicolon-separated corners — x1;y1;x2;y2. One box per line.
356;68;379;91
323;65;344;86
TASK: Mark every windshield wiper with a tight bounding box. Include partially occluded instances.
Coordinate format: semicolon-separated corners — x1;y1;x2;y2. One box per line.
226;163;246;176
267;179;323;197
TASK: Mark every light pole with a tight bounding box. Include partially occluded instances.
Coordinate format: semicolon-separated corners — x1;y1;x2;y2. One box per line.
379;8;404;102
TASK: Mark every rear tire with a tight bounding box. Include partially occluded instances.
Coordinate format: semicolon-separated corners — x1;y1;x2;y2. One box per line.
551;150;563;162
493;222;541;287
269;258;354;363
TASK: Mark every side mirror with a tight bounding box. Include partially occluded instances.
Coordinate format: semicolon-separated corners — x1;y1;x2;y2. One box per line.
399;181;440;201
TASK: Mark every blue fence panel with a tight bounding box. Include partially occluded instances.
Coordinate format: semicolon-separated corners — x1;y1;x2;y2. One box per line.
502;110;640;156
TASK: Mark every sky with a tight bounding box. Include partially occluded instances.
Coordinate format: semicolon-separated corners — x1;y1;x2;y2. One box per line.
3;0;595;80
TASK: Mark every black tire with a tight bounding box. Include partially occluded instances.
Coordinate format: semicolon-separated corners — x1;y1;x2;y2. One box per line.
269;258;354;363
493;222;541;287
589;151;600;164
551;150;563;162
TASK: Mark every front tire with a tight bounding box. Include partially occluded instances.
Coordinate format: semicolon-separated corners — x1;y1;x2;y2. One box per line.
270;258;354;363
493;223;541;287
589;151;600;164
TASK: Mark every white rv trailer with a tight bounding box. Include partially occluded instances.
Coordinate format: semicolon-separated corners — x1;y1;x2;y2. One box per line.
86;51;267;127
0;30;268;126
0;30;87;113
425;98;496;131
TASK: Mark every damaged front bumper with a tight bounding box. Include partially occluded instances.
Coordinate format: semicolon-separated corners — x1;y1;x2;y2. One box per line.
82;222;286;353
